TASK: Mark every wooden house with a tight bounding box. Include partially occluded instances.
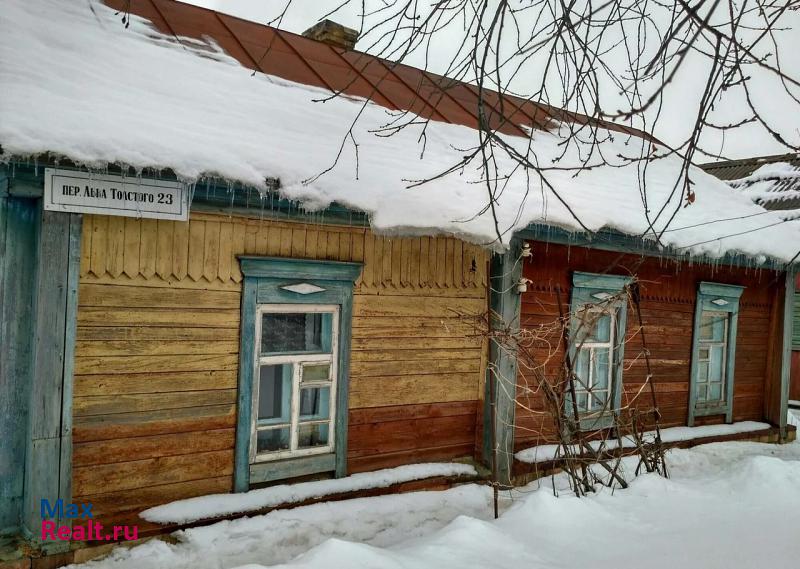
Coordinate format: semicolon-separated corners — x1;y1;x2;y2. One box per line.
702;155;800;406
497;235;794;484
0;1;797;566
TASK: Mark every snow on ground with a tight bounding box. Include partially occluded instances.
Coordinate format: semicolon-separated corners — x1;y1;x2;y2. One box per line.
142;463;477;524
68;439;800;569
789;408;800;429
72;486;498;569
4;1;800;259
515;420;770;463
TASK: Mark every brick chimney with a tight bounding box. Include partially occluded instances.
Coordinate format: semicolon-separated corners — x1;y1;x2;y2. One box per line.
302;20;359;51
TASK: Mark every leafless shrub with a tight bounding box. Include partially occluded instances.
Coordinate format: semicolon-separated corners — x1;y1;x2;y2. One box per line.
472;279;668;506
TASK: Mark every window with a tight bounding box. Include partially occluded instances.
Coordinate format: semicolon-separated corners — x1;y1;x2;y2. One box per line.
573;307;615;413
236;256;362;491
695;312;729;406
568;272;632;428
252;305;339;462
689;282;744;425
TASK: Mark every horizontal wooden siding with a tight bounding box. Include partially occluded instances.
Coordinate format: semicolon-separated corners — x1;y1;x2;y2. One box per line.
74;212;487;527
513;243;777;450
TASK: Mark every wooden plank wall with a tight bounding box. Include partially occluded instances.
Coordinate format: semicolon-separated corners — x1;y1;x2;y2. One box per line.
73;212;488;527
790;351;800;402
0;197;38;532
513;242;778;450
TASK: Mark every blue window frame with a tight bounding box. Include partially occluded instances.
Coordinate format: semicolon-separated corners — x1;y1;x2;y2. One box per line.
688;282;744;425
235;257;362;491
568;272;632;429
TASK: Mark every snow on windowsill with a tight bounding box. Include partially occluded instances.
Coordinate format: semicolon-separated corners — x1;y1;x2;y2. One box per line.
515;421;771;464
141;462;478;525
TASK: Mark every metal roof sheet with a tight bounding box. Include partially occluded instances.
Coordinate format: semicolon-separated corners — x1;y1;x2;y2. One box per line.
105;0;646;142
700;153;800;180
701;154;800;214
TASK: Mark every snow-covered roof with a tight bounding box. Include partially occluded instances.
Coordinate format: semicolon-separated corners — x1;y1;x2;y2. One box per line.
719;159;800;220
2;0;800;262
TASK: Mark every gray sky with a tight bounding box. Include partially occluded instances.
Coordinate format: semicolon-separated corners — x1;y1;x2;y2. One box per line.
187;0;800;161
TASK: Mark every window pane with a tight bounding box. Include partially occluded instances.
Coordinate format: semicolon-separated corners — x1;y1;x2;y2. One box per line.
698;361;709;382
574;349;590;391
709;348;724;382
700;313;726;342
261;312;332;354
592;348;610;390
698;347;710;361
299;387;331;421
576;391;588;412
709;382;722;402
256;428;290;453
697;383;708;402
258;364;291;425
591;386;608;411
302;363;331;383
591;312;612;343
577;309;612;343
297;423;329;448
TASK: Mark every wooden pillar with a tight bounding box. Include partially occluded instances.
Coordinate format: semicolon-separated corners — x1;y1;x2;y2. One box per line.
764;268;795;440
486;242;522;487
234;277;257;493
779;268;795;440
22;208;81;548
0;191;39;533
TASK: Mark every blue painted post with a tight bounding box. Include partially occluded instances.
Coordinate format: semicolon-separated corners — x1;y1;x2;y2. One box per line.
234;277;257;492
0;191;10;532
334;292;354;478
22;208;81;551
487;243;522;487
58;214;81;528
0;195;38;535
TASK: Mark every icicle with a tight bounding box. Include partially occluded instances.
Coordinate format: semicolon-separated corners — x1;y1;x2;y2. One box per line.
258;191;265;221
187;181;196;207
